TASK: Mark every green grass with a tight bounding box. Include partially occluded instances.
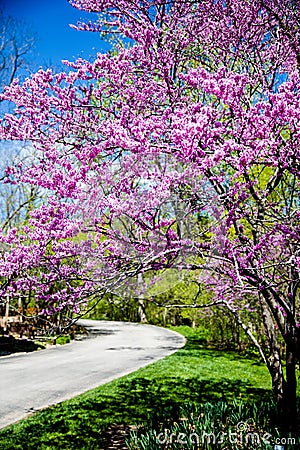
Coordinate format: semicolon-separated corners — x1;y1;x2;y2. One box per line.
0;325;281;449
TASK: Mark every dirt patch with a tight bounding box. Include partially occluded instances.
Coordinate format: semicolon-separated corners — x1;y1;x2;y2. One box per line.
100;424;138;450
0;324;88;357
0;335;44;356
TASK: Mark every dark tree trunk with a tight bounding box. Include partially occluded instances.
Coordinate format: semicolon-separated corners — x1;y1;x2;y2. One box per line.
270;343;298;431
281;325;298;430
260;299;298;430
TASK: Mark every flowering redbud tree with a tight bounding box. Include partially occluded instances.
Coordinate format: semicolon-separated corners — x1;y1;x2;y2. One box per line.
0;0;299;424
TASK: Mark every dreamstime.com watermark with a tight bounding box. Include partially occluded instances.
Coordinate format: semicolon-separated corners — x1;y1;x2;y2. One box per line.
156;421;296;447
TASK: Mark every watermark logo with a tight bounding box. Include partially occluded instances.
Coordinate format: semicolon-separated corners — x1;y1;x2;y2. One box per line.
156;420;296;447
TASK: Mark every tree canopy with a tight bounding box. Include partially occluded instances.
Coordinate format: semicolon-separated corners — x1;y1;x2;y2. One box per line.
0;0;299;425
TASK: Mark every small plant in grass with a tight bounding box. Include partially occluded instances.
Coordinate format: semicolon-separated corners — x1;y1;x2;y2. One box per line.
127;400;299;450
56;335;71;345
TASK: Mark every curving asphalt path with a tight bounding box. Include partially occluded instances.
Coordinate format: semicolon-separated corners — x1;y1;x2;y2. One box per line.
0;319;185;429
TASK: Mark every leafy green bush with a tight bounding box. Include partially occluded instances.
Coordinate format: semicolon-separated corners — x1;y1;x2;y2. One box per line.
56;335;71;345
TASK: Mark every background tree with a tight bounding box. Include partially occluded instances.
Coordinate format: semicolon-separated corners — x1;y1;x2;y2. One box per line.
0;10;38;232
0;11;46;329
0;10;35;92
0;0;299;427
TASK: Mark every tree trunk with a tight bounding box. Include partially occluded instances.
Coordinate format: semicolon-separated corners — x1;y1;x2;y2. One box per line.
137;274;147;323
270;344;297;431
268;347;285;412
260;299;298;430
282;327;297;430
137;298;147;323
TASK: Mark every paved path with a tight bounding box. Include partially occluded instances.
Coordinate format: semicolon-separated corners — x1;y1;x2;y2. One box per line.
0;320;185;429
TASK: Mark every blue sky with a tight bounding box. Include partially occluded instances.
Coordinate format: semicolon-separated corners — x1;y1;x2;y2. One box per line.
1;0;109;70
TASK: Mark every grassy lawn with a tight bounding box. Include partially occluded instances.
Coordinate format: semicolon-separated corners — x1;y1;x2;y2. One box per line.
0;326;282;449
